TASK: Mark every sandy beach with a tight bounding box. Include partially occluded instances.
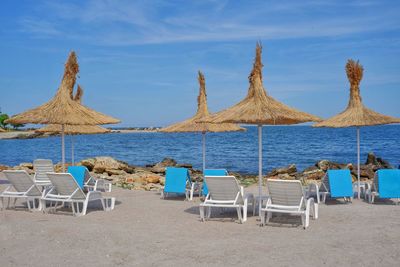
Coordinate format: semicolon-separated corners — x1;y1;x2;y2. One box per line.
1;182;399;267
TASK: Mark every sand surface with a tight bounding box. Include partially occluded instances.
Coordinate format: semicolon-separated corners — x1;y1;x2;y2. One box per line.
1;184;399;267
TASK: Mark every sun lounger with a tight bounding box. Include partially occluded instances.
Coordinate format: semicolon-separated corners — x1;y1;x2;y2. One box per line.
33;159;54;186
199;175;254;223
41;173;115;216
309;169;353;203
261;179;318;229
366;169;400;204
161;167;198;200
0;170;43;211
202;169;228;196
68;166;112;192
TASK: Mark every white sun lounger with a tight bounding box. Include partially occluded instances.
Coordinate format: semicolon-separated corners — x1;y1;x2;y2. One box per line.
199;175;254;223
0;170;43;211
33;159;54;186
261;179;318;229
42;173;115;216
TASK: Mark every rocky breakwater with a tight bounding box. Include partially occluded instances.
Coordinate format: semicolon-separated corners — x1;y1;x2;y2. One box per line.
266;152;394;184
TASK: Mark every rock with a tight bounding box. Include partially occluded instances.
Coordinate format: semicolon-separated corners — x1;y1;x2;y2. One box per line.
92;157;129;174
145;174;161;184
19;162;33;169
176;163;192;169
365;152;378;165
301;169;325;180
267;164;297;177
316;160;345;171
150;158;177;173
80;158;96;171
0;165;10;172
376;157;392;169
159;177;165;186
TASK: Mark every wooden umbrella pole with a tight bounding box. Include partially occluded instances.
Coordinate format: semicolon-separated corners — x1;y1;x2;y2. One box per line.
62;124;65;172
258;124;263;215
202;132;206;172
357;127;361;199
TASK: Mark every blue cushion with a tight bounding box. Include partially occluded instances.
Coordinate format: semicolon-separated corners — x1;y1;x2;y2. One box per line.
377;169;400;198
67;166;88;189
327;169;353;198
202;169;228;196
164;167;190;194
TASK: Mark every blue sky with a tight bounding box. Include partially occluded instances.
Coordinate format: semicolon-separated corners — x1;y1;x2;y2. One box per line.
0;0;399;127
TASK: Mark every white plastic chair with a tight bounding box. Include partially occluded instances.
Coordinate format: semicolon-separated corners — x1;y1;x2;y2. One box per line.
261;179;318;229
33;159;54;187
199;176;254;223
42;173;115;216
1;170;43;211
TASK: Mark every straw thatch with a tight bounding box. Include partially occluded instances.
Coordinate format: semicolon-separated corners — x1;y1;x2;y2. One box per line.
160;71;245;133
0;128;5;132
36;85;111;135
204;43;321;125
5;52;120;125
314;60;400;128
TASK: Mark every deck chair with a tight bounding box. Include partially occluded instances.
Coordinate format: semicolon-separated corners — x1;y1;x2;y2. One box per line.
33;159;54;186
366;169;400;204
261;179;318;229
0;170;43;211
199;175;254;223
202;169;228;196
161;167;198;200
68;166;112;192
309;169;353;203
41;173;115;216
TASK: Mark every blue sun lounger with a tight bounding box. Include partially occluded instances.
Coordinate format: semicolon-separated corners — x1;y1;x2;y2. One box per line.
68;166;112;192
311;169;353;203
161;167;197;200
367;169;400;204
202;169;228;196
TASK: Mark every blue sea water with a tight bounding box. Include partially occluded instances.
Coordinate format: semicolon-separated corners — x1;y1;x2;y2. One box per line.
0;125;399;174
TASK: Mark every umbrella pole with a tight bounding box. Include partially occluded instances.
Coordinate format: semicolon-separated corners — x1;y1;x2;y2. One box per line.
258;124;263;215
357;127;360;199
71;135;74;166
61;124;65;172
202;132;206;172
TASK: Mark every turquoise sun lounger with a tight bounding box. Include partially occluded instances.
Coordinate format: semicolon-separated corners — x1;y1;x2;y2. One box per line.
310;169;353;203
162;167;197;200
202;169;228;196
68;166;112;192
367;169;400;204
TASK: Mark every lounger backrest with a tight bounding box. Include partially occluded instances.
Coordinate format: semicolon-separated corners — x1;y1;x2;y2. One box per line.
205;176;242;203
326;169;353;198
3;170;42;196
33;159;54;183
47;173;86;199
164;167;190;194
67;166;90;188
376;169;400;198
267;179;304;207
202;169;228;196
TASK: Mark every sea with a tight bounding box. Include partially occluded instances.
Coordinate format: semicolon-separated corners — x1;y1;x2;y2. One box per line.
0;125;399;174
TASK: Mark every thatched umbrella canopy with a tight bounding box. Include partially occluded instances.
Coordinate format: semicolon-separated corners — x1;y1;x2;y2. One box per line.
205;43;321;206
5;52;120;126
160;71;245;171
314;60;400;198
36;85;110;135
6;52;120;170
0;128;5;132
36;85;111;165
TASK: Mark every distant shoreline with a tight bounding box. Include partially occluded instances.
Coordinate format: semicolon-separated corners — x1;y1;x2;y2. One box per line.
0;128;160;140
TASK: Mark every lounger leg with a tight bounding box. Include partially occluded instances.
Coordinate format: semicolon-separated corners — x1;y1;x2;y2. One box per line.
199;206;205;222
236;207;243;224
260;210;266;226
314;203;319;219
243;205;247;222
301;214;307;229
206;206;211;218
0;197;4;210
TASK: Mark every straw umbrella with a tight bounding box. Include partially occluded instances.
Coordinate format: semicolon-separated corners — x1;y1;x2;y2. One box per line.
160;71;245;171
0;128;5;132
204;43;321;207
314;60;400;198
6;52;120;171
36;85;111;165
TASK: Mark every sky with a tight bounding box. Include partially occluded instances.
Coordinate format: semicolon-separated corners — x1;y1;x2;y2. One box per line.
0;0;399;127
